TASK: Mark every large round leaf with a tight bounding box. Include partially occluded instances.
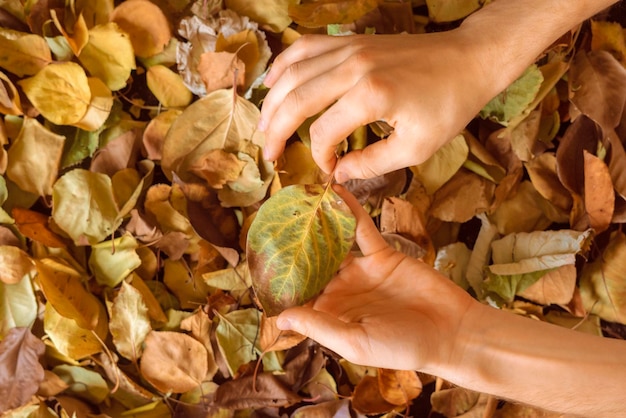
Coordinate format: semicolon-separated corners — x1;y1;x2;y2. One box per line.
246;184;356;317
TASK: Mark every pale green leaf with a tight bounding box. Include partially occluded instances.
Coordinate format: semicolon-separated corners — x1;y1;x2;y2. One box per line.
109;281;152;361
485;228;592;302
480;64;544;126
52;169;121;245
0;275;37;339
247;184;356;317
6;117;65;196
215;307;282;377
52;365;109;404
411;134;468;195
89;233;141;287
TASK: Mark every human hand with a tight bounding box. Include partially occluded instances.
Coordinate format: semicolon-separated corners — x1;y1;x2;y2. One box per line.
276;186;477;371
259;30;505;182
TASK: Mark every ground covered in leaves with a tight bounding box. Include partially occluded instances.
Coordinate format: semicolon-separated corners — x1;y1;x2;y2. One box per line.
1;0;626;417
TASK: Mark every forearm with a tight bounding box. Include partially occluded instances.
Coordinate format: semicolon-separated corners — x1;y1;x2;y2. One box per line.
460;0;619;95
441;302;626;416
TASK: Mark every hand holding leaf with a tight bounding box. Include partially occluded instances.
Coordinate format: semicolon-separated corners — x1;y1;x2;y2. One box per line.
247;183;356;317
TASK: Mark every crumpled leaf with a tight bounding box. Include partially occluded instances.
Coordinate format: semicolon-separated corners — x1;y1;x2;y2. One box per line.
198;50;245;94
0;274;37;339
78;22;136;91
52;169;121;245
288;0;380;28
6;117;64;197
146;64;193;108
18;61;90;126
0;71;22;115
139;330;208;394
247;184;356;317
484;229;592;302
50;9;88;56
0;27;51;76
162;89;274;207
480;64;544;126
214;373;301;409
109;281;152;362
110;0;171;58
580;230;626;324
569;50;626;131
0;327;45;414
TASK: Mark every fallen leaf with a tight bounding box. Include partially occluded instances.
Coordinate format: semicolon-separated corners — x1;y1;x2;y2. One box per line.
378;368;422;406
0;275;37;339
109;281;152;362
52;364;109;405
591;20;626;66
225;0;295;32
289;0;380;28
411;134;468;195
0;327;45;413
139;330;208;393
18;62;91;126
214;373;301;409
0;27;51;76
110;0;171;58
89;233;141;287
259;315;306;352
146;64;193;108
583;150;614;234
0;71;22;115
247;184;356;317
517;264;577;306
430;169;494;223
425;0;482;23
351;375;396;415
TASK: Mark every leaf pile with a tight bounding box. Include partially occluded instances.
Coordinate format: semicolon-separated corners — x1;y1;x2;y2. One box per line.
0;0;625;417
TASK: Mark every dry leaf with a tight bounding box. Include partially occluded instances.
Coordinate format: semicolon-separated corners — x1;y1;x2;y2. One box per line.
110;0;171;58
198;51;246;94
583;150;614;233
140;330;208;393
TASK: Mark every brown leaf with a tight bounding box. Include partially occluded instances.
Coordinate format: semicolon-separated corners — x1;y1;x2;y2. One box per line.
378;368;422;406
198;51;246;94
0;327;45;413
140;330;208;394
583;150;614;233
343;169;407;208
380;197;435;265
278;339;326;391
525;153;572;214
214;373;301;409
190;148;246;189
89;129;143;177
517;264;577;306
12;207;67;248
289;0;380;28
351;375;396;415
430;169;495;223
608;129;626;199
556;115;601;196
569;50;626;131
110;0;172;58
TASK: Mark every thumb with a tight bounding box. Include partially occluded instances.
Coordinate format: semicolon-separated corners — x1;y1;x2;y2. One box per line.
277;307;358;357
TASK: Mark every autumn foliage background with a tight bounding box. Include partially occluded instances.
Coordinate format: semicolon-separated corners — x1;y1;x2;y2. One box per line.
1;0;626;417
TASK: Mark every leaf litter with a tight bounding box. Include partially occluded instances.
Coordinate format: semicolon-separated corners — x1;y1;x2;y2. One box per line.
0;0;625;417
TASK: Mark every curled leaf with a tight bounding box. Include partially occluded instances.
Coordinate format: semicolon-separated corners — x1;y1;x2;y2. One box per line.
247;184;356;317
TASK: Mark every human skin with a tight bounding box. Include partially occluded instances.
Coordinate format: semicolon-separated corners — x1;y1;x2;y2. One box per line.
259;0;619;183
277;186;626;417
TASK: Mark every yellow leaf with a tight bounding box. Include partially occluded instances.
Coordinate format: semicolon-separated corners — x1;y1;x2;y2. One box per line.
89;233;141;288
591;20;626;67
583;150;614;234
79;22;136;91
425;0;482;23
277;141;321;187
50;10;89;56
0;28;52;76
110;0;172;58
140;331;208;393
288;0;381;28
163;258;212;309
130;273;168;323
225;0;296;32
74;77;114;131
43;302;107;360
75;0;115;28
6;117;65;196
109;281;152;361
0;245;35;285
146;64;193;108
19;62;91;126
35;257;102;330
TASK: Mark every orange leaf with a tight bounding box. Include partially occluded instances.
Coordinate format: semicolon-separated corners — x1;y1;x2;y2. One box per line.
12;207;67;248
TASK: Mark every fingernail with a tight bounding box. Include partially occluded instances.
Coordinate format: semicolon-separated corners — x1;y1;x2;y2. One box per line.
276;316;292;330
257;117;267;132
335;171;348;184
